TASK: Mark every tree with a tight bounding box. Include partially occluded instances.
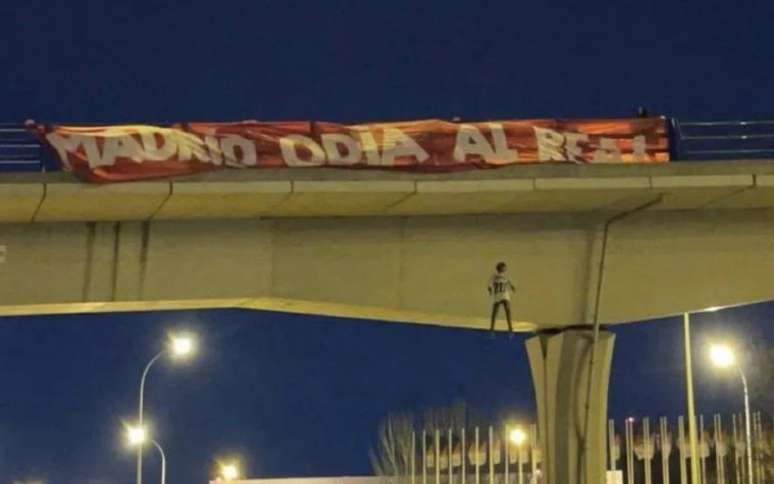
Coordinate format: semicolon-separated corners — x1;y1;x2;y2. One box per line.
369;411;415;477
370;401;468;478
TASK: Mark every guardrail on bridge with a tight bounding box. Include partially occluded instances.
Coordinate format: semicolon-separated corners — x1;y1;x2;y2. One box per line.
3;119;774;173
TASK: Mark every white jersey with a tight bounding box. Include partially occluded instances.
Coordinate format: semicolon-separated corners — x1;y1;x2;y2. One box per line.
489;273;513;302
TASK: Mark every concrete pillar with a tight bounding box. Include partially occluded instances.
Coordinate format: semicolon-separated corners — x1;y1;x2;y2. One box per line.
525;328;615;484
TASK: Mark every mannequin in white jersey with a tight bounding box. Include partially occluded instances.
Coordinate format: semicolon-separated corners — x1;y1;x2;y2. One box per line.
488;261;515;337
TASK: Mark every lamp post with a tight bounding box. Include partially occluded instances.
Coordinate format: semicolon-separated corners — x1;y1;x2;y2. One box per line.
137;334;196;484
709;344;754;484
127;425;167;484
150;440;167;484
683;313;701;484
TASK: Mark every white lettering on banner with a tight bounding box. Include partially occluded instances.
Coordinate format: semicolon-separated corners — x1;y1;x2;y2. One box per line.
489;123;519;163
176;134;210;163
139;132;178;161
454;124;497;162
219;135;257;166
321;133;362;165
355;129;382;164
534;128;625;163
533;127;565;161
101;136;145;165
564;132;589;162
632;135;646;162
593;137;623;163
380;128;429;165
455;124;518;163
204;135;223;166
43;123;654;172
45;133;94;168
279;135;326;167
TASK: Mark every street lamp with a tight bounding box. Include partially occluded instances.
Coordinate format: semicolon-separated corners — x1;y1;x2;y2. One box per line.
220;462;241;481
137;333;197;484
126;425;167;484
709;343;753;484
509;427;527;446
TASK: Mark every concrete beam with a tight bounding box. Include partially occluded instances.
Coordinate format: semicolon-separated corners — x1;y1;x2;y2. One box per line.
0;160;773;222
0;208;772;328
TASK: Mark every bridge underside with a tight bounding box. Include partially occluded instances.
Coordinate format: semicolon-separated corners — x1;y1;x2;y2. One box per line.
2;160;774;329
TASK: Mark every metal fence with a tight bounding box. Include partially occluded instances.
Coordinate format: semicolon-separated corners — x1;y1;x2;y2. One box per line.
671;120;774;161
3;119;774;174
0;123;43;171
399;412;770;484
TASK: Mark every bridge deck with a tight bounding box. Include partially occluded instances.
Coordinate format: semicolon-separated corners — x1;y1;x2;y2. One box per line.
2;159;774;222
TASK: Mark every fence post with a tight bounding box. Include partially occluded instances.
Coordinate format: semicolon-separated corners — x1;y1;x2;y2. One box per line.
412;431;416;484
517;434;524;484
609;419;618;472
488;426;494;484
754;412;763;484
475;426;480;484
436;429;441;484
660;417;671;484
626;418;635;484
733;414;742;484
714;414;726;484
530;424;538;484
700;415;708;484
423;429;427;484
461;428;466;484
449;429;453;484
504;426;509;484
644;417;653;484
679;416;688;484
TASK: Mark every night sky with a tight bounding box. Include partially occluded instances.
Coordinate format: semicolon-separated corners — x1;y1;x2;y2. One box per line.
2;0;774;483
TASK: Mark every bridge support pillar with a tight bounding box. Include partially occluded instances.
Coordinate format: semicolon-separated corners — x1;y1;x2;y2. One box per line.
525;328;615;484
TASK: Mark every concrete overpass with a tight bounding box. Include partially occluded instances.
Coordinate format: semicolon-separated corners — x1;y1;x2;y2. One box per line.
2;159;774;484
1;160;774;325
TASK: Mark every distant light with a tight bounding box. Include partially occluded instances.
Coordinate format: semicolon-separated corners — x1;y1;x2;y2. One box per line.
627;417;635;423
127;425;147;446
709;344;736;368
169;334;195;358
509;428;527;446
221;463;240;481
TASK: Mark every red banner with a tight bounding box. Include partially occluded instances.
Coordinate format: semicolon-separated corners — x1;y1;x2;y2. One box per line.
30;118;669;183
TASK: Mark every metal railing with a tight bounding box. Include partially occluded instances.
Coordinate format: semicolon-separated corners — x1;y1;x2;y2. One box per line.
672;119;774;160
4;119;774;173
396;412;770;484
0;123;44;171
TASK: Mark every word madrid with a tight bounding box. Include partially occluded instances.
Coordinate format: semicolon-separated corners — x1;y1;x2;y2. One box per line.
45;123;651;169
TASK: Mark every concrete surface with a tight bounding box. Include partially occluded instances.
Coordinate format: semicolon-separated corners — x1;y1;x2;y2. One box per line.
0;161;774;328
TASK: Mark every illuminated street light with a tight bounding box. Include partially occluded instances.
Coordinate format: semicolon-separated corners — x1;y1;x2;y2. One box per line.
127;425;147;446
709;343;753;484
709;344;735;368
220;462;240;481
170;334;195;358
509;427;527;446
136;332;198;484
126;426;167;484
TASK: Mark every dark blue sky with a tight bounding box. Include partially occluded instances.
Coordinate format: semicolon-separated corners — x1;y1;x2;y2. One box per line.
2;0;774;483
2;0;774;123
0;306;771;483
